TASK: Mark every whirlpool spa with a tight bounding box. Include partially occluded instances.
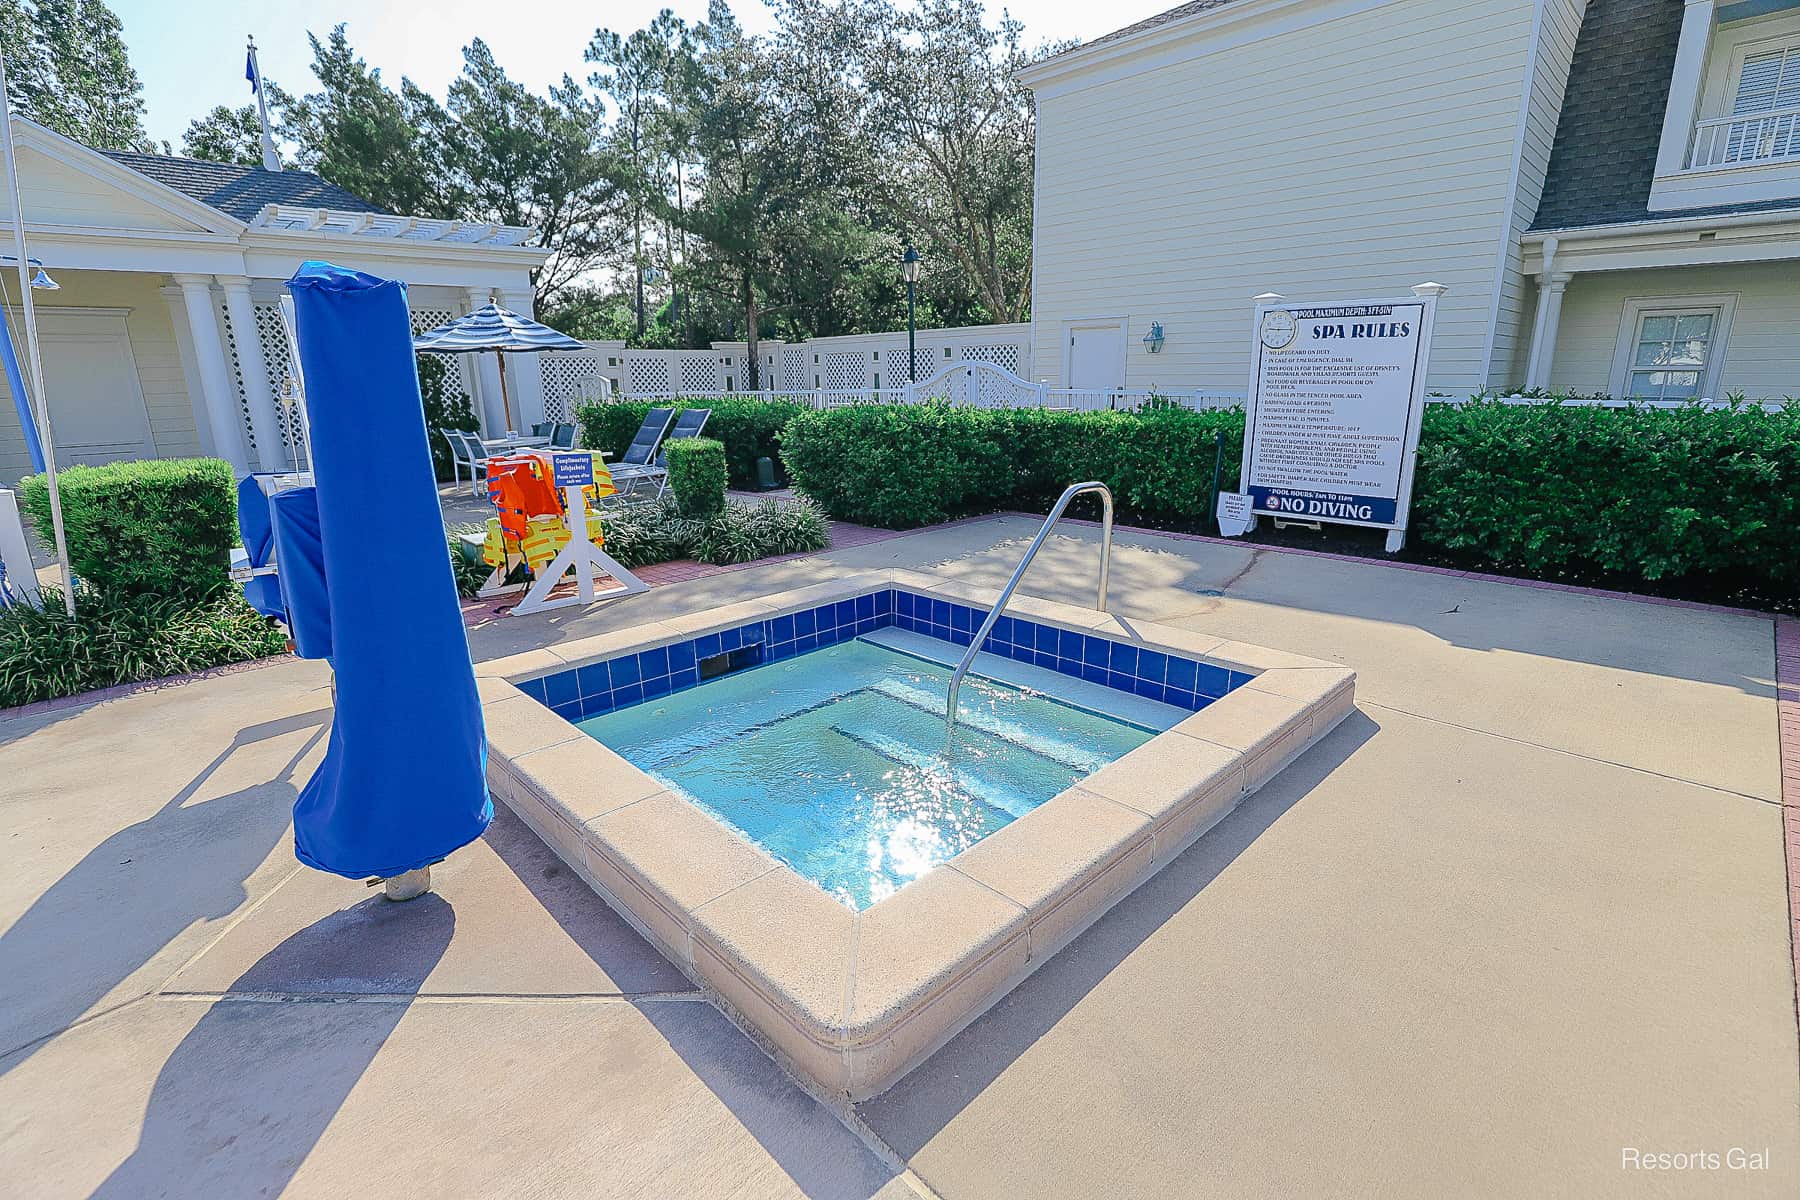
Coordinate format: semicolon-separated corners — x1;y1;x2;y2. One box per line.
479;569;1354;1099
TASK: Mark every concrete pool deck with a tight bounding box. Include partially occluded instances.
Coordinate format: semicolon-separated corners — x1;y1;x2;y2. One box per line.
2;516;1796;1197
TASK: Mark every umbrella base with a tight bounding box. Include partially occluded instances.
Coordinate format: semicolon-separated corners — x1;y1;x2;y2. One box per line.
382;866;432;901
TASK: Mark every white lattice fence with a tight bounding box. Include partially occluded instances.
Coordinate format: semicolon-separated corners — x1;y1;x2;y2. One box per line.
781;347;808;391
822;351;869;391
624;354;674;395
679;354;722;394
540;351;613;423
408;306;466;400
959;343;1023;375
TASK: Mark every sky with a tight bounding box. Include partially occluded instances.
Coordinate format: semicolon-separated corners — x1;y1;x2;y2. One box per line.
114;0;1175;150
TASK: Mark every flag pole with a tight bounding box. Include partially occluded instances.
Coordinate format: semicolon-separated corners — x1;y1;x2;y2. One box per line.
247;36;279;173
0;49;74;615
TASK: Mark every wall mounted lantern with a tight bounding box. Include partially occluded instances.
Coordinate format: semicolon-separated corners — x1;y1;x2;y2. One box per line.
1141;322;1165;354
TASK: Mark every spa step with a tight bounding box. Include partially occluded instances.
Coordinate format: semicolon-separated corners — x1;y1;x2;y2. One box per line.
829;724;1042;822
866;678;1118;774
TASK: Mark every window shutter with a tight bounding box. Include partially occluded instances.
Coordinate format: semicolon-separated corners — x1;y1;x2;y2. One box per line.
1734;47;1800;114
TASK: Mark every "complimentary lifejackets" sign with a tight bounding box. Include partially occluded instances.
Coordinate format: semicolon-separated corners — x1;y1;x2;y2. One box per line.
1239;289;1441;551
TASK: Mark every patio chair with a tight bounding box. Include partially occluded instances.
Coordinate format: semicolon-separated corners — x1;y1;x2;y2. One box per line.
605;408;677;502
530;421;553;439
446;430;494;496
550;423;577;449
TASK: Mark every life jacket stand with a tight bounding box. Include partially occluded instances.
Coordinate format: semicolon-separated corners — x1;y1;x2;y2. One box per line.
511;482;648;616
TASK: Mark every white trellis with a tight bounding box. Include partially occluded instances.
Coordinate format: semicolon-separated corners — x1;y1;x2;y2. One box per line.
216;301;260;462
679;354;722;394
781;346;807;391
625;352;674;396
251;303;305;467
959;342;1023;376
540;352;614;423
822;351;869;391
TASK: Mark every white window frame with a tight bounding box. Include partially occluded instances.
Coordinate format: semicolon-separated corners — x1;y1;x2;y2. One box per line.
1060;315;1128;390
1699;14;1800;123
1608;294;1737;402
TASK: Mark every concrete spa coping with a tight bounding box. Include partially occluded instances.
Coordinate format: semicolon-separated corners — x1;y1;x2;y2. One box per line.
476;569;1356;1101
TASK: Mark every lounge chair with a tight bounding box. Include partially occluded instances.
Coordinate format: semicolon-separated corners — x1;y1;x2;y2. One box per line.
609;408;712;500
605;408;677;501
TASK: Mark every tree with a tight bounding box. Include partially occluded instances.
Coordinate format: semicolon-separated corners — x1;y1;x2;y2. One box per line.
0;0;149;151
667;1;825;386
587;11;688;339
283;25;464;219
440;41;616;310
181;85;293;167
778;0;1044;324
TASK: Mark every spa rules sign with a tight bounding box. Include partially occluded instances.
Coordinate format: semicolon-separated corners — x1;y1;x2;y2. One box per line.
1240;289;1441;551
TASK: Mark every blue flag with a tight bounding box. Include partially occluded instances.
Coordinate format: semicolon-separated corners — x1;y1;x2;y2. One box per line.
245;50;258;92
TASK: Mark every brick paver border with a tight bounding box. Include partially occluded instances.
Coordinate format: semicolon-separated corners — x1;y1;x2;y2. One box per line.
1777;619;1800;1029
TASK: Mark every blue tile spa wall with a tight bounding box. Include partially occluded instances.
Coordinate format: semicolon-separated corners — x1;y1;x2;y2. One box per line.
516;588;1249;721
886;591;1251;712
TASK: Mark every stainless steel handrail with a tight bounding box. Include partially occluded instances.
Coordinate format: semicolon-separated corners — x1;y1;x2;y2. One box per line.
946;481;1113;728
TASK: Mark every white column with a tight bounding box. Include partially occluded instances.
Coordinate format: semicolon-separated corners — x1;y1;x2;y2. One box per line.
1525;272;1572;392
160;286;214;457
499;287;547;430
218;276;283;471
173;274;250;473
464;286;507;435
1655;1;1717;177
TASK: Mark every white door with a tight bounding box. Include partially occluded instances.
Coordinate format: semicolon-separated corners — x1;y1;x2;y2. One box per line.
30;311;156;466
1066;320;1126;392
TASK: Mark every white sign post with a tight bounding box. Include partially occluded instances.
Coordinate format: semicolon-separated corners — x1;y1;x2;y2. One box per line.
1240;283;1443;552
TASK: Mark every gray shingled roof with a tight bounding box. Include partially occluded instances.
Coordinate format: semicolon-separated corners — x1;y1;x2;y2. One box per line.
1035;0;1242;64
1532;0;1800;230
100;150;388;224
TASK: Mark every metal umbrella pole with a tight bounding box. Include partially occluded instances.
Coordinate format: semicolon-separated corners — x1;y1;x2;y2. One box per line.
0;49;73;614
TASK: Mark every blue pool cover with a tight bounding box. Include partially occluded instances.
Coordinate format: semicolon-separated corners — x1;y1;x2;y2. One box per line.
285;261;491;878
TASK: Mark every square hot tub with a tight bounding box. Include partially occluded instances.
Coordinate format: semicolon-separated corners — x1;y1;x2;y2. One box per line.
477;570;1355;1100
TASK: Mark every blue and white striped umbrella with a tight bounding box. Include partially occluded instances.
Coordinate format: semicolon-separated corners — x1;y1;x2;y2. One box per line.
412;302;586;354
413;303;584;431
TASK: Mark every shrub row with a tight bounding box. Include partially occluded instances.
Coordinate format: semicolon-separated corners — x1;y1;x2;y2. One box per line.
20;457;237;602
1410;399;1800;586
779;405;1243;529
779;399;1800;592
599;496;832;568
575;396;809;489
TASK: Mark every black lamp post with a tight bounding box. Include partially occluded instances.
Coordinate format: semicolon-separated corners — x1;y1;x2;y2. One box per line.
901;243;920;381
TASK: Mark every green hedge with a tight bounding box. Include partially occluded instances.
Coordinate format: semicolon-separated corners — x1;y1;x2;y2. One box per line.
1410;399;1800;585
779;405;1243;529
20;457;237;602
666;437;727;516
575;396;809;489
780;400;1800;593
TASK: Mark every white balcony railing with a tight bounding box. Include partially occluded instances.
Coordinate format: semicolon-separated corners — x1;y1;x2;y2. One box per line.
1689;106;1800;168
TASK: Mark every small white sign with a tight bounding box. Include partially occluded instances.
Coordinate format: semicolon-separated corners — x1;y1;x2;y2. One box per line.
1215;491;1253;538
